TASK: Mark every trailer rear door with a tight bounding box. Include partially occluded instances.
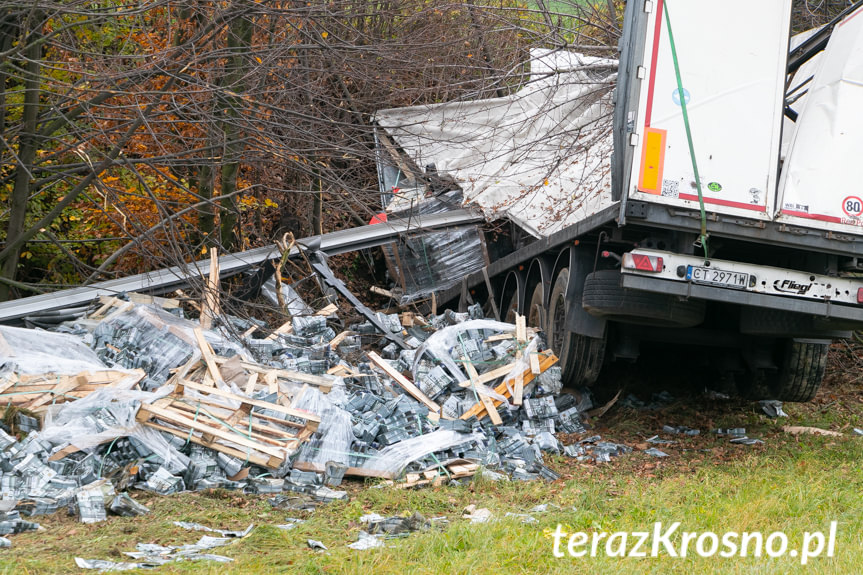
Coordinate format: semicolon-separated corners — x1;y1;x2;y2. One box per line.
776;6;863;236
626;0;792;219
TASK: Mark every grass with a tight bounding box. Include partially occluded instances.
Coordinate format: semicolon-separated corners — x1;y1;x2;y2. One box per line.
2;350;862;574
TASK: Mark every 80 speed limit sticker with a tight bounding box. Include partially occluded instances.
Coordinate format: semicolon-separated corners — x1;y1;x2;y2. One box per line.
842;196;863;217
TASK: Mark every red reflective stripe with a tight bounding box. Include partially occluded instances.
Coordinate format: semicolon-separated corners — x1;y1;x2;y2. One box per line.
781;209;844;224
678;193;767;212
644;0;665;128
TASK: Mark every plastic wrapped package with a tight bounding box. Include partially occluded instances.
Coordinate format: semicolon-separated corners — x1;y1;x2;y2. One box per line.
260;276;314;316
363;429;486;476
36;388;190;475
292;388;355;467
411;319;518;383
92;304;252;389
0;325;108;375
378;189;487;303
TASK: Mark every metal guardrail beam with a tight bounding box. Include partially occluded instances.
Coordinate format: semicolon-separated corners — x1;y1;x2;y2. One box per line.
0;209;482;323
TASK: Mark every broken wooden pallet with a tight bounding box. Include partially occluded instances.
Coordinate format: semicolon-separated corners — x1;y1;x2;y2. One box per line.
135;379;320;470
0;369;146;412
460;350;559;422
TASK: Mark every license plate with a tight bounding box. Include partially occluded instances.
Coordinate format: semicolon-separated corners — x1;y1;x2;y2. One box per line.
686;265;749;289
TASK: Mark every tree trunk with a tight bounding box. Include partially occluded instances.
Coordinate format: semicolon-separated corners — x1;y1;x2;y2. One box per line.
0;17;41;301
218;2;253;251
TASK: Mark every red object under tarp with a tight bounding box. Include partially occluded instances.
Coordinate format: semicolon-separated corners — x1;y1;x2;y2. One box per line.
369;212;388;225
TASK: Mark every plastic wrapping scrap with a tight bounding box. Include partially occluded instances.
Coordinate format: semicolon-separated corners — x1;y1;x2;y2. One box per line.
138;466;184;495
348;531;384;550
412;319;525;383
261;276;313;316
109;493;150;517
759;400;787;418
730;437;765;445
75;557;161;571
173;522;254;538
662;425;699;436
0;325;107;375
644;448;669;458
276;518;304;531
713;428;746;437
363;429;486;476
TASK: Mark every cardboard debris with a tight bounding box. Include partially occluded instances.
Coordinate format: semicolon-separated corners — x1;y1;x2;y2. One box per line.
782;426;843;437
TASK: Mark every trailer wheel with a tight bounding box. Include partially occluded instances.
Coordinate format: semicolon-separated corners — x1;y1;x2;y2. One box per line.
527;283;544;329
502;288;519;323
745;340;829;402
582;269;705;328
548;268;605;387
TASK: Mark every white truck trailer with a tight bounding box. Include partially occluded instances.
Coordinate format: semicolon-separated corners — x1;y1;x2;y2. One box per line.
374;0;863;400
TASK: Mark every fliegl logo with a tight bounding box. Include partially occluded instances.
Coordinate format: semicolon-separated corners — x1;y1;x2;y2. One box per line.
773;279;812;295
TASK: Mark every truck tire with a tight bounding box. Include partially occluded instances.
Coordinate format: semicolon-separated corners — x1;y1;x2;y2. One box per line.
548;268;605;387
527;283;544;329
582;269;705;327
745;340;829;402
501;287;519;323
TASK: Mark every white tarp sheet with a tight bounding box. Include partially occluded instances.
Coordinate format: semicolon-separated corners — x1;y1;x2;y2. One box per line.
777;6;863;235
375;49;617;238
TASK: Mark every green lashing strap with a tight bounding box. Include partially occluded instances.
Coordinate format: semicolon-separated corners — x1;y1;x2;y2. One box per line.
663;0;709;263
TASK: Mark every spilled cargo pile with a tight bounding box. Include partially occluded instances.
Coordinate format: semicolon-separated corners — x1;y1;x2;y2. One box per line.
0;290;602;547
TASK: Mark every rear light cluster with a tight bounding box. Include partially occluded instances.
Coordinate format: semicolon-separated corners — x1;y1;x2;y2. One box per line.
858;287;863;304
622;253;664;272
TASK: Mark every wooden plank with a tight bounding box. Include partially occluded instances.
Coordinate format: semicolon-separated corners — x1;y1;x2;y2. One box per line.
463;358;502;425
370;286;395;299
515;314;527;343
367;351;440;413
265;319;293;341
461;352;558;421
513;374;524;406
102;301;135;323
265;371;278;394
244;373;258;396
200;247;220;330
315;303;338;316
169;401;302;440
48;444;83;462
456;363;517;389
483;333;514;343
328;330;351;350
138;403;288;460
91;296;120;319
193;328;222;384
143;420;275;468
176;378;320;429
25;377;80;409
529;352;541;375
213;358;333;391
0;375;20;395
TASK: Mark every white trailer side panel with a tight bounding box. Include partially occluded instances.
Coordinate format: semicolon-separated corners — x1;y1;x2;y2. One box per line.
776;7;863;236
628;0;791;219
